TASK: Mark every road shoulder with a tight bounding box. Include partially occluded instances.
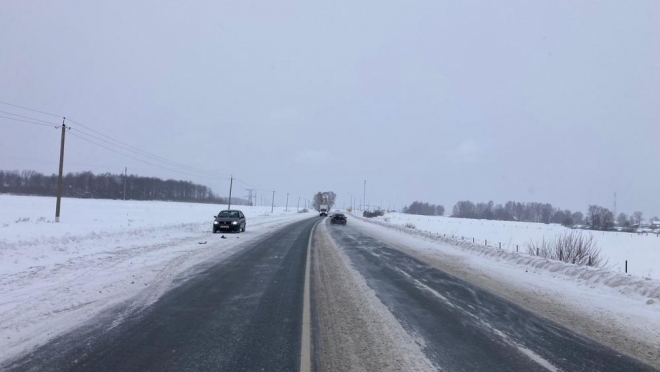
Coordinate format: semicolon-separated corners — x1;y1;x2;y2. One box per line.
311;222;436;372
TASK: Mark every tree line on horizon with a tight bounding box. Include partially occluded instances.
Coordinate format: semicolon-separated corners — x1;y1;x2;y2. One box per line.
403;199;657;231
0;169;246;204
402;201;445;216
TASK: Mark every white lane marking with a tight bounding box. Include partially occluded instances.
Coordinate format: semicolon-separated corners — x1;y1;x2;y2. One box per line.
395;267;561;372
515;345;561;372
300;220;320;372
479;320;561;372
394;267;458;310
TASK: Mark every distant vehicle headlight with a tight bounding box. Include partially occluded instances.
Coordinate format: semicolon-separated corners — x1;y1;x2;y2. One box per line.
231;221;238;225
214;221;219;224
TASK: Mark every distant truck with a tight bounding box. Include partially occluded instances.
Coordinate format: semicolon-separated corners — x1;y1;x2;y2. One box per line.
319;205;329;217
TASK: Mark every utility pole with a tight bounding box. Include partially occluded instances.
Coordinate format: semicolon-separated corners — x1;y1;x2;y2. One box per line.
55;118;67;223
246;189;255;206
123;167;127;201
363;180;366;212
227;176;233;210
297;197;300;212
271;191;275;213
286;193;289;211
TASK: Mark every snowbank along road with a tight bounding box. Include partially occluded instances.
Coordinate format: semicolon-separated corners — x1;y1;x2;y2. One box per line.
3;216;658;371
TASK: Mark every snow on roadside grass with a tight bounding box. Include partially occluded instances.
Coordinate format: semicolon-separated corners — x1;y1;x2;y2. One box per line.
378;213;660;279
0;195;311;363
358;216;660;300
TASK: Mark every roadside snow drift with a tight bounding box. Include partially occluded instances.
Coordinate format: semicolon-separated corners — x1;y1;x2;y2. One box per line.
378;213;660;279
0;195;310;363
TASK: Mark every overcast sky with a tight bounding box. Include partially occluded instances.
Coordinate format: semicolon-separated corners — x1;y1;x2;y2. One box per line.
1;1;658;215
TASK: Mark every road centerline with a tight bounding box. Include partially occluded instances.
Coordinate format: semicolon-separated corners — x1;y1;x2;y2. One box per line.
300;218;320;372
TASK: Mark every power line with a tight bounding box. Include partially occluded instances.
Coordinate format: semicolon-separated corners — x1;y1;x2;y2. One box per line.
68;118;229;178
0;100;284;199
233;177;262;190
0;115;59;128
0;110;61;125
68;132;229;181
70;128;228;179
0;100;62;118
0;100;228;178
1;100;228;178
232;178;275;196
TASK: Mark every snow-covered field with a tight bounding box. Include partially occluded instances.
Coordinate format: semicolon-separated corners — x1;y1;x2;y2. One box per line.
376;213;660;279
350;215;660;368
0;194;310;363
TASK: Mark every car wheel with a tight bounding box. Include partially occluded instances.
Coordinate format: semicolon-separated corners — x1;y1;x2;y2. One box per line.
213;228;217;233
242;225;246;232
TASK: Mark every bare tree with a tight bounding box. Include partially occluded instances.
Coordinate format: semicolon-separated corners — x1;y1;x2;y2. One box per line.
616;213;629;227
586;205;614;230
312;191;336;211
632;211;644;225
586;205;602;229
571;211;584;225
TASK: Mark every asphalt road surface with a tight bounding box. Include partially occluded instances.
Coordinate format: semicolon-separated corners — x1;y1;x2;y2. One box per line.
323;222;657;372
5;217;657;372
5;217;320;372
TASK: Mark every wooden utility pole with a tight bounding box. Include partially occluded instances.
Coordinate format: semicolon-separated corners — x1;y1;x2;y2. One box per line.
271;190;275;213
286;193;289;211
55;118;67;222
297;197;300;212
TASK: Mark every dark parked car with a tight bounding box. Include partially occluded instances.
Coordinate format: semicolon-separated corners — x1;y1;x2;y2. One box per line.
330;213;347;225
213;210;246;233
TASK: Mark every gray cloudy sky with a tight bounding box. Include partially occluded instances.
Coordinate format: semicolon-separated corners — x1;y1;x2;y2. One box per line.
1;1;658;215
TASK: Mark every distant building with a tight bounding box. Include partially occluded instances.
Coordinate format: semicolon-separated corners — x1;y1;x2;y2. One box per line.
650;220;660;228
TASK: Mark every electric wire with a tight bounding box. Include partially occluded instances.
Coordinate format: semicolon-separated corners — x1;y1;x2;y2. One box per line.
0;110;61;125
1;100;278;196
68;132;229;181
70;128;229;179
0;115;59;128
0;100;62;118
